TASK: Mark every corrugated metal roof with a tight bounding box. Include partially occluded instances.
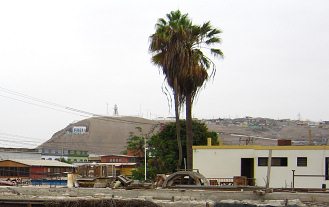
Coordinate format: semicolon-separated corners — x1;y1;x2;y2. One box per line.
2;159;75;167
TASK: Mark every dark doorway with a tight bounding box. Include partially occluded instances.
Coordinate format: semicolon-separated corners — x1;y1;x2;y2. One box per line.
241;158;254;186
325;157;329;180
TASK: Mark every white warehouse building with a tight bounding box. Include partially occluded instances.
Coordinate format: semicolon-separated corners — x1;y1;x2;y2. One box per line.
193;144;329;188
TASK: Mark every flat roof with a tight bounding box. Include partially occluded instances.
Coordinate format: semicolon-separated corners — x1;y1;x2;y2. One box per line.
193;145;329;150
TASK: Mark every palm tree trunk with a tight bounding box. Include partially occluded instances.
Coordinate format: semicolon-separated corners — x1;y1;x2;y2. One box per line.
174;79;183;171
186;92;193;170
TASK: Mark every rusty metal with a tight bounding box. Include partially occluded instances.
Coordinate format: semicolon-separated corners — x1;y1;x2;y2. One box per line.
162;171;209;188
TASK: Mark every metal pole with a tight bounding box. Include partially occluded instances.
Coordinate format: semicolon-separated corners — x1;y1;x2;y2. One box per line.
144;137;147;181
292;170;295;190
144;147;147;181
184;158;187;171
266;149;272;189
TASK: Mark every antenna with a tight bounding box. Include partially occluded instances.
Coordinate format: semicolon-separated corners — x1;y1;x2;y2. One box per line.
113;104;119;116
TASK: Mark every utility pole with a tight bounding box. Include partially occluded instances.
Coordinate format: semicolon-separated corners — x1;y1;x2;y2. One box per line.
292;169;295;190
266;149;272;189
144;136;148;181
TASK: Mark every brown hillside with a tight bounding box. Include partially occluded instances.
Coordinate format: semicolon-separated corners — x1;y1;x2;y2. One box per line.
207;118;329;146
38;116;163;155
39;116;329;155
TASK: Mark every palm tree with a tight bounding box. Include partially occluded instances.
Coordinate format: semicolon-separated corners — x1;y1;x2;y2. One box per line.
181;22;223;170
149;10;193;170
150;10;223;171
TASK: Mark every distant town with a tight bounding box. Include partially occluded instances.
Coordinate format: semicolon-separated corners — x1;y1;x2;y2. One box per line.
0;116;328;181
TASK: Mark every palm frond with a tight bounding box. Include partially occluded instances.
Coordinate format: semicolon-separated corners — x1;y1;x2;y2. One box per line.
205;37;221;45
210;48;224;58
156;18;167;28
207;28;222;37
161;80;173;112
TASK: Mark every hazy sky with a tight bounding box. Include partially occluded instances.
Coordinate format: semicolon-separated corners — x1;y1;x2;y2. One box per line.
0;0;329;148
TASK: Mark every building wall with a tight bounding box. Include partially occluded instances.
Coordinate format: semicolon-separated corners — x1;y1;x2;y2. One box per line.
30;166;47;179
76;164;134;177
0;160;30;178
0;160;74;179
118;166;136;177
255;148;329;188
68;156;88;163
0;152;41;160
193;146;329;188
41;155;66;161
40;148;88;163
101;155;132;163
31;166;74;179
193;148;255;178
41;155;88;163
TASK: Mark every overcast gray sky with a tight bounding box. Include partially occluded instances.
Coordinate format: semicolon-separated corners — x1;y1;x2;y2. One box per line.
0;0;328;147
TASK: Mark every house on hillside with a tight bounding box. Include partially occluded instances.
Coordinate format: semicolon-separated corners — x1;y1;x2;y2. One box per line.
193;142;329;188
0;159;75;179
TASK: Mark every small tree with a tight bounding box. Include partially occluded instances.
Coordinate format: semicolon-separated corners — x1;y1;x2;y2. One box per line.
59;157;73;164
126;135;145;157
130;121;217;180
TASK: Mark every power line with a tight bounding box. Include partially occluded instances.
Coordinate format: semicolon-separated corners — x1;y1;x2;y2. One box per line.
0;94;87;118
0;132;45;147
0;86;160;125
0;86;64;108
0;86;164;148
0;132;47;142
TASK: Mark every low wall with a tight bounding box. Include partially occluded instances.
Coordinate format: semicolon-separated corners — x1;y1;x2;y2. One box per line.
31;179;67;186
0;187;328;206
